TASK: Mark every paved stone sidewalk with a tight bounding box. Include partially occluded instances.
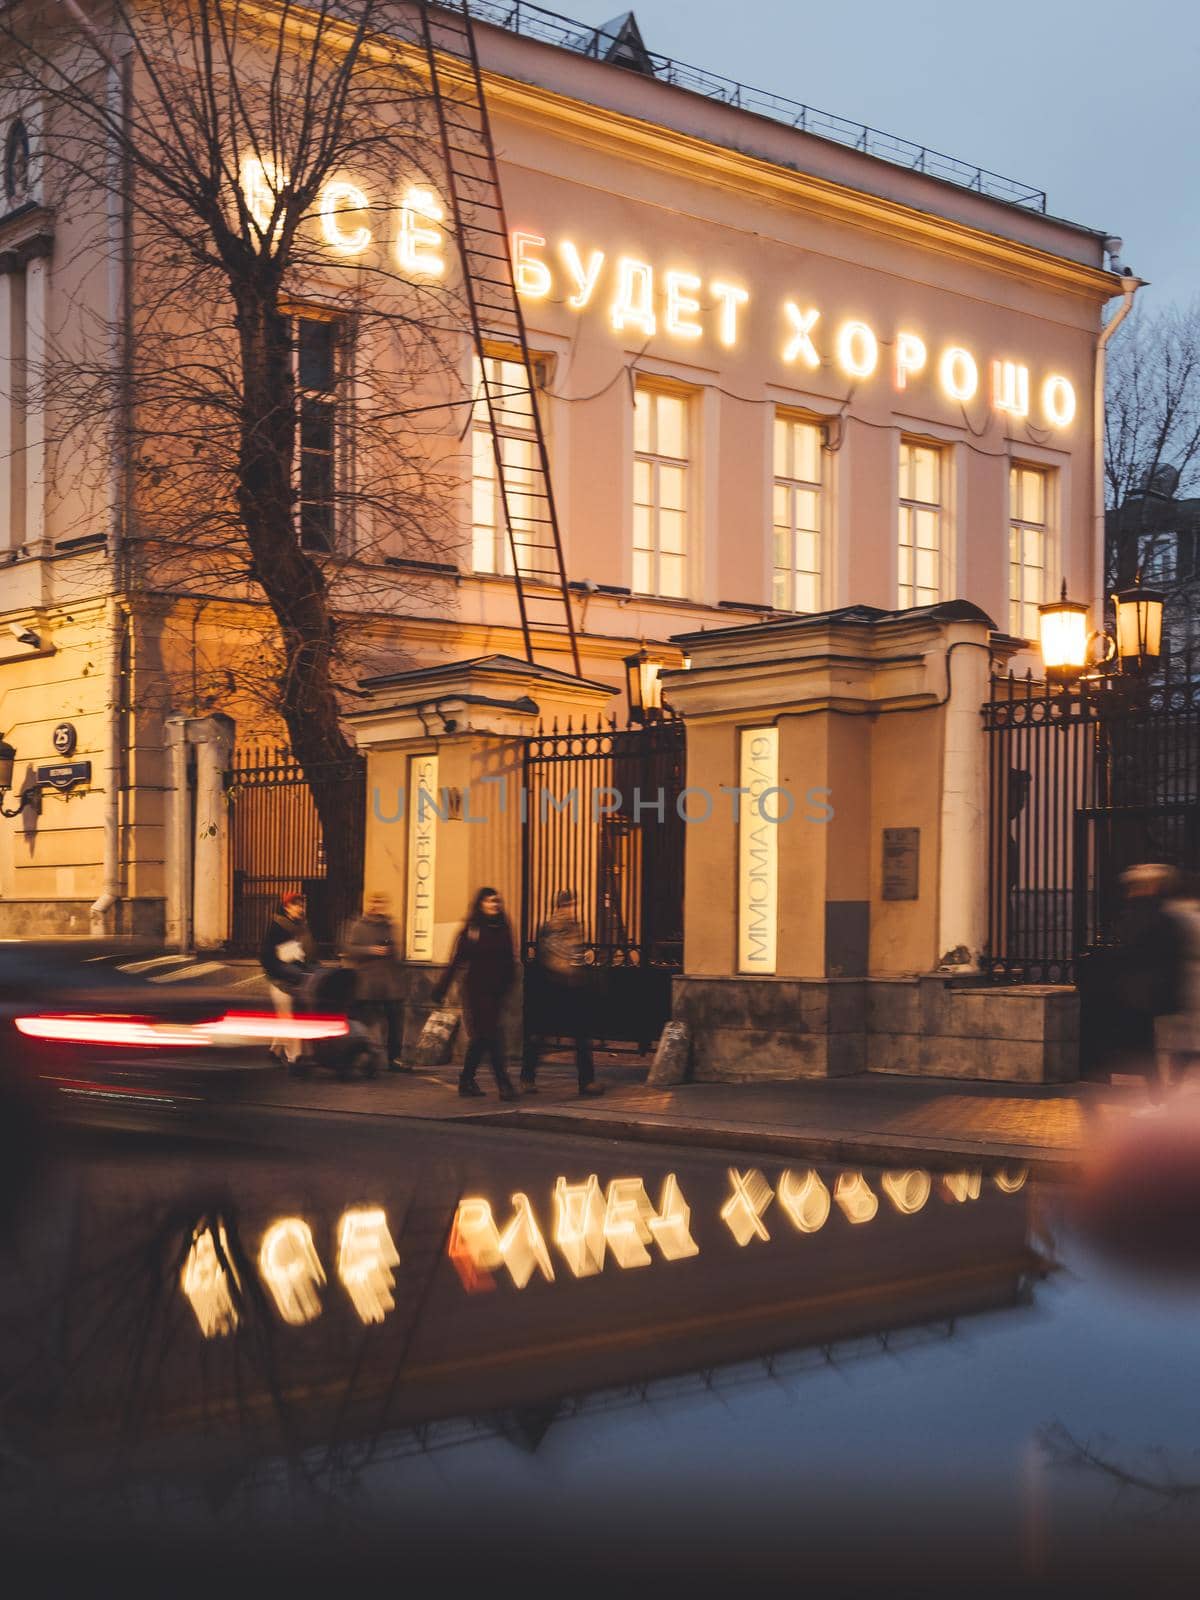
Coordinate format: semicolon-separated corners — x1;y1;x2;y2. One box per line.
233;1051;1151;1175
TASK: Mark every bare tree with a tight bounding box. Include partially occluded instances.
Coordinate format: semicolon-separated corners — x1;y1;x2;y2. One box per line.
0;0;471;893
1105;299;1200;603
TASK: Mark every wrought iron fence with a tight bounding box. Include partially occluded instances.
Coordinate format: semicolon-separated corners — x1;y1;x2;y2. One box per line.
456;0;1047;212
522;714;685;1045
984;671;1200;984
227;746;366;954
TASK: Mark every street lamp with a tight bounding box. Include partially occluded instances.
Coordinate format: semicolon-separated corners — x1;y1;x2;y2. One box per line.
624;646;663;724
0;737;35;816
1112;574;1165;676
1038;581;1090;684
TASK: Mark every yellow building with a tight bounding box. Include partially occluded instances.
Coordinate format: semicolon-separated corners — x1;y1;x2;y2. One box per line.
0;1;1126;949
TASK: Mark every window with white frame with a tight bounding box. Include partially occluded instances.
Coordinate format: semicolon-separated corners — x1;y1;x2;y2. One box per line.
1009;464;1051;638
633;383;689;598
471;352;545;575
293;313;347;553
898;439;944;608
772;412;824;611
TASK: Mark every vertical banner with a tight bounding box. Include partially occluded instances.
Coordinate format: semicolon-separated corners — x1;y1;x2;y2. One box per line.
405;754;439;961
738;728;778;974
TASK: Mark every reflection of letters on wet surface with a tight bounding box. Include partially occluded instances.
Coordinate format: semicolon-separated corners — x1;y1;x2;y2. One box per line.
178;1163;1028;1336
181;1221;241;1338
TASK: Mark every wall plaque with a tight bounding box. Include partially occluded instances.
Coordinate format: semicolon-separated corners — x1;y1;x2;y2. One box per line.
35;760;91;792
882;827;919;900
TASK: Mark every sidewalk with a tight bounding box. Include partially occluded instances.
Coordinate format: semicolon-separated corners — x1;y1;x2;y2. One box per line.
234;1051;1146;1177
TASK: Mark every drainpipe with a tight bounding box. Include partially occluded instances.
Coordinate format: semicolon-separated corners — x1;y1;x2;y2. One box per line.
89;43;132;934
1094;248;1143;620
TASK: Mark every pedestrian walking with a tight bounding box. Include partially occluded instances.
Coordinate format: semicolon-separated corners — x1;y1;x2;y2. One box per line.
1112;862;1186;1100
347;891;406;1071
431;886;519;1100
260;891;316;1065
1161;870;1200;1091
521;888;604;1097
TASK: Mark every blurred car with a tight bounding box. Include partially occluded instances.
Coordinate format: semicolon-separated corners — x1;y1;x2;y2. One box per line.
0;942;348;1115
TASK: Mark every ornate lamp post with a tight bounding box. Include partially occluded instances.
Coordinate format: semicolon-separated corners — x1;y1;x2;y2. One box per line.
1038;575;1166;687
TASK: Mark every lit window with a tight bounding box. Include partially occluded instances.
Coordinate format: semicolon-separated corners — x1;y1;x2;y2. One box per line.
293;314;345;554
772;413;823;611
471;353;546;576
898;439;943;609
633;384;689;599
1009;464;1050;638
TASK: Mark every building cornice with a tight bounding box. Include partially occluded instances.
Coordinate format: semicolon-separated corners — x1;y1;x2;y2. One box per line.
483;70;1119;304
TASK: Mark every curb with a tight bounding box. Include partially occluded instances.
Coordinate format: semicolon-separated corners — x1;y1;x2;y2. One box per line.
472;1106;1083;1180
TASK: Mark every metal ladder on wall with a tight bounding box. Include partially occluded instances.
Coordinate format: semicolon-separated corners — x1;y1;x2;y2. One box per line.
418;1;582;678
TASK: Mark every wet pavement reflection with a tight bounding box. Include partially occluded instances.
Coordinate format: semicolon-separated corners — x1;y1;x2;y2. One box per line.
1;1118;1197;1588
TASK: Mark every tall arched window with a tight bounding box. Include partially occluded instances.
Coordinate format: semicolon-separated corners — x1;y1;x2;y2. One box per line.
4;119;30;205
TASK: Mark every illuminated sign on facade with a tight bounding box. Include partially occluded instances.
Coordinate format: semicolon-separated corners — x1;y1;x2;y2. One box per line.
274;160;1082;429
405;753;438;962
738;728;779;975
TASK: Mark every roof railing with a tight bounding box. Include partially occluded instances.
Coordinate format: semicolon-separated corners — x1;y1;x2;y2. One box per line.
457;0;1048;214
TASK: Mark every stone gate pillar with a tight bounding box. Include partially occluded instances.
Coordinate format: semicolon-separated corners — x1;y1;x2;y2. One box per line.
663;603;1004;1080
347;654;616;1056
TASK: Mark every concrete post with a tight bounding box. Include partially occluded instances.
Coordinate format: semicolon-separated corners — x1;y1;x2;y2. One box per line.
191;713;235;951
164;712;235;952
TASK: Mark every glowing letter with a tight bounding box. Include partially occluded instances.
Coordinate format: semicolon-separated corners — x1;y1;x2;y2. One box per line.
603;1177;656;1268
259;1217;326;1325
836;320;878;380
319;179;372;255
337;1206;399;1324
1042;375;1076;428
611;258;656;337
833;1170;878;1224
398;185;445;277
783;302;821;368
720;1167;773;1246
664;270;703;340
647;1172;699;1261
497;1193;555;1288
777;1168;831;1234
992;360;1030;418
181;1221;240;1338
895;331;927;390
449;1196;502;1293
880;1169;931;1216
512;231;551;298
560;240;605;309
240;157;287;239
554;1174;607;1277
712;281;749;348
993;1166;1028;1194
940;346;978;403
940;1170;982;1204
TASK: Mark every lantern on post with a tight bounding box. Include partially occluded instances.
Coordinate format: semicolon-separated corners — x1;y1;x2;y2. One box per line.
624;647;663;725
1038;581;1090;685
1112;574;1165;676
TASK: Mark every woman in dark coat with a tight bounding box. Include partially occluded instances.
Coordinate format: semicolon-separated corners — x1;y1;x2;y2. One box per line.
431;886;518;1099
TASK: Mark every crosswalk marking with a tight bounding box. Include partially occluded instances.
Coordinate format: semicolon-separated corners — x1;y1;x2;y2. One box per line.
117;954;192;974
150;961;226;984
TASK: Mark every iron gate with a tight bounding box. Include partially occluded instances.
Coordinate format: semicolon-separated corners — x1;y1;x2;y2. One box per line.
984;670;1200;983
522;715;685;1047
227;746;366;954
